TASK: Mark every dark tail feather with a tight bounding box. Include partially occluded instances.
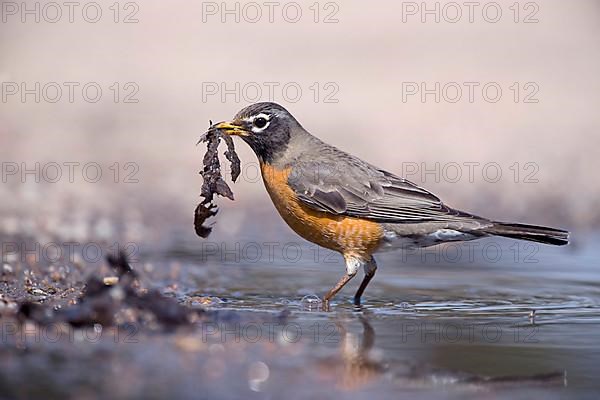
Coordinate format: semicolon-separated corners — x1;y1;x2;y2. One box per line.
482;222;569;246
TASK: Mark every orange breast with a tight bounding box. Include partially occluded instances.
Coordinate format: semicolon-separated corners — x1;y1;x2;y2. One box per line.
260;163;383;257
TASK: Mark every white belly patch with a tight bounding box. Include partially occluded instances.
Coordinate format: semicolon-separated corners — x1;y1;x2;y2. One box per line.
377;229;477;252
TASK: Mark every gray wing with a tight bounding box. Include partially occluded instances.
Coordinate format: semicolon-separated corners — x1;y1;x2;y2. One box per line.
288;156;474;224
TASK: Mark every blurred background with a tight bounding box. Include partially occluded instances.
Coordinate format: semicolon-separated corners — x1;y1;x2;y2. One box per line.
1;0;599;248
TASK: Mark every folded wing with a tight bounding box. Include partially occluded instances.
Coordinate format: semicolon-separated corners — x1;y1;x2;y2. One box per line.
288;158;476;223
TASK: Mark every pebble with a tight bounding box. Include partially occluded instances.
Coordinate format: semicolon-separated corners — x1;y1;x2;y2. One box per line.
103;276;119;286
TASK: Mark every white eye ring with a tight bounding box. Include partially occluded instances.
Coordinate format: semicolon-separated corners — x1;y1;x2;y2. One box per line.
249;113;270;133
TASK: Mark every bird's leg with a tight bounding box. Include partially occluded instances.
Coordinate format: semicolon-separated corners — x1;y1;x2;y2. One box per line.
353;256;377;306
322;255;361;308
323;273;356;302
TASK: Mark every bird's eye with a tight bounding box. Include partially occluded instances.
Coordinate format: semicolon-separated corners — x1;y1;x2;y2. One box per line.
253;117;268;129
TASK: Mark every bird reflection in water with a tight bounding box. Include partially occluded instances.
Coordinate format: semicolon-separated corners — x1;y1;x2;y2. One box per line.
318;315;566;392
317;315;387;390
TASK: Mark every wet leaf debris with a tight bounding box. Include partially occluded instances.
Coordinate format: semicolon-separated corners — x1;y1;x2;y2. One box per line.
194;121;241;238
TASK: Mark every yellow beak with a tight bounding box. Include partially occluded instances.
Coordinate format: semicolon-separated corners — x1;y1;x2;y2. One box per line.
213;121;249;137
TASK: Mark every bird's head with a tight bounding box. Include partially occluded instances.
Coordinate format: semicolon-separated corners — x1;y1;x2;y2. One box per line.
211;102;302;163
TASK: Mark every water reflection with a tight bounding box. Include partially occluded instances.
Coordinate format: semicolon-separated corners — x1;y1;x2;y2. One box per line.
317;315;386;390
318;314;566;392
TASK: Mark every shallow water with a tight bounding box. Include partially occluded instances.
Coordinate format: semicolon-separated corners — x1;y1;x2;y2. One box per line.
1;231;599;399
161;234;600;398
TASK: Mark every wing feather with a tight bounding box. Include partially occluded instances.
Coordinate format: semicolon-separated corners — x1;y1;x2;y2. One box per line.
288;157;471;223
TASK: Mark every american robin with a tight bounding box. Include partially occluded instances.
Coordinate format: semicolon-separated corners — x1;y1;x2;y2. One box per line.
212;102;569;306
